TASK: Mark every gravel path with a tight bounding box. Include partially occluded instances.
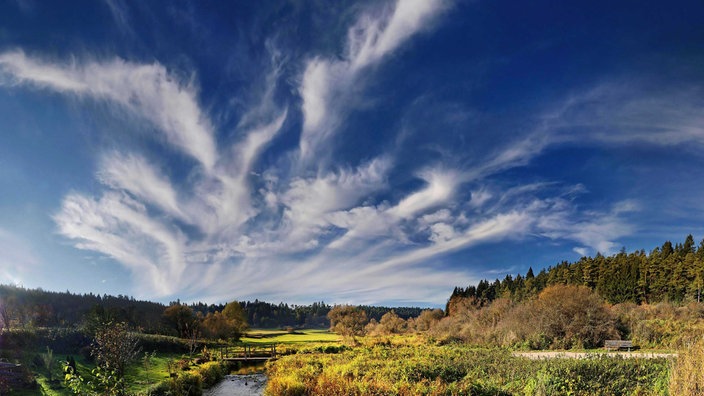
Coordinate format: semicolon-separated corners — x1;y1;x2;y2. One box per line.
513;351;677;360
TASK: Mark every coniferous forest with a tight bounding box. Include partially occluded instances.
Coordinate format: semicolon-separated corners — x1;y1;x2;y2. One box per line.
450;234;704;306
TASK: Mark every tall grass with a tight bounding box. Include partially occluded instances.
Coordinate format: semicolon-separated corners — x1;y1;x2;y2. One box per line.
669;337;704;395
265;343;670;396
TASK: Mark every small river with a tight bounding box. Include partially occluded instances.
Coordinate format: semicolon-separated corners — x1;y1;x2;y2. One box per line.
203;374;267;396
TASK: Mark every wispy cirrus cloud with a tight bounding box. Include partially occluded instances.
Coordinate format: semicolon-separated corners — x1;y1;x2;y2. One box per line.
54;192;188;296
97;152;185;221
0;50;217;170
102;0;133;36
298;0;449;163
0;47;291;297
0;38;645;303
3;0;689;306
543;83;704;148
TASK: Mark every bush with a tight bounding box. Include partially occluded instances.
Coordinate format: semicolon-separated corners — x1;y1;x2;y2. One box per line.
146;381;172;396
531;285;618;349
136;333;191;354
149;360;226;395
196;361;225;388
167;371;203;396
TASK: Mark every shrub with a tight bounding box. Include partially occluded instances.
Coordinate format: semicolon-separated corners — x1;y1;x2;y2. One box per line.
168;371;203;396
136;333;191;354
146;381;171;396
196;361;225;388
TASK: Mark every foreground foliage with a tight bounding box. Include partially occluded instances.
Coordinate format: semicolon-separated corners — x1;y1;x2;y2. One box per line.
265;342;670;396
669;337;704;395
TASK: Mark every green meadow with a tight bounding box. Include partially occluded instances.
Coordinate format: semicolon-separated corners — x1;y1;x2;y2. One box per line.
241;329;341;344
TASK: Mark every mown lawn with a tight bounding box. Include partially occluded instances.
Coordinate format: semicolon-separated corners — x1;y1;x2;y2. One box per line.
241;328;341;344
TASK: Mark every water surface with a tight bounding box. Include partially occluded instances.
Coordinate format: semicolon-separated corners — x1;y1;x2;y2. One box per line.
203;373;267;396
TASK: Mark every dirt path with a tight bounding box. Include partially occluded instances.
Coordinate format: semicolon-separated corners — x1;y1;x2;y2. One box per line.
513;351;677;360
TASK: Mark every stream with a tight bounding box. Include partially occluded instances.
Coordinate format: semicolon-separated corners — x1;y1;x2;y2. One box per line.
203;373;267;396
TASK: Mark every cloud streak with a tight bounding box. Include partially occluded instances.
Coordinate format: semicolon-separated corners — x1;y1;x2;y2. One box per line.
0;50;217;169
298;0;448;163
543;83;704;149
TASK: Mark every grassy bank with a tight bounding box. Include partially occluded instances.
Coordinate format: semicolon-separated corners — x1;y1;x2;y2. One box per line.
3;330;237;396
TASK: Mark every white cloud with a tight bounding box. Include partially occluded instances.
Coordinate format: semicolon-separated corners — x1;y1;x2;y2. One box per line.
348;0;446;70
275;157;391;249
389;169;458;219
419;209;452;225
469;189;492;209
54;192;188;296
535;199;636;255
428;223;457;243
360;211;534;276
97;152;184;220
545;83;704;148
0;50;217;169
298;0;447;163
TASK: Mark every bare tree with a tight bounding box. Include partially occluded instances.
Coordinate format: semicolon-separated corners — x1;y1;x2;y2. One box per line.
185;323;201;359
0;302;8;332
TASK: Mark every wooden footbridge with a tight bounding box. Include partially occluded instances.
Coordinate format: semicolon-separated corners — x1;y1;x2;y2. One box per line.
217;344;277;362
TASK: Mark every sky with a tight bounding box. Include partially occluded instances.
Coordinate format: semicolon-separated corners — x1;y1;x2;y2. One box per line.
0;0;703;307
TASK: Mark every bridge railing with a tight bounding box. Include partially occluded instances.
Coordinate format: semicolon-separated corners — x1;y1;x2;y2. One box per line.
216;343;277;360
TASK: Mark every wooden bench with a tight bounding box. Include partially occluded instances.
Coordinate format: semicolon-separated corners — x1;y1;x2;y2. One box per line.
0;360;24;386
604;340;634;351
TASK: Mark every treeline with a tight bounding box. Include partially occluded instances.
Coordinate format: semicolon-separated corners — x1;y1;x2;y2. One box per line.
451;234;704;306
0;285;166;333
187;300;422;329
0;284;423;334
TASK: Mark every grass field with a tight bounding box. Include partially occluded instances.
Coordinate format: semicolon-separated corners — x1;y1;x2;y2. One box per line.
241;328;341;344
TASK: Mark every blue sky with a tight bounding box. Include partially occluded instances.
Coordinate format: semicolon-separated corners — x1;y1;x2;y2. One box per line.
0;0;703;306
